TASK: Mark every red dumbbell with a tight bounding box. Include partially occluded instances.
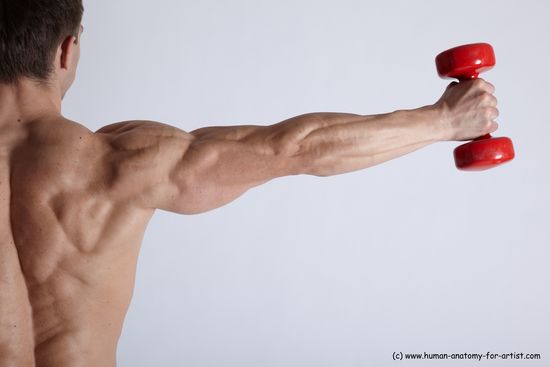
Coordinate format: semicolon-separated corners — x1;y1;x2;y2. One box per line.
435;43;515;171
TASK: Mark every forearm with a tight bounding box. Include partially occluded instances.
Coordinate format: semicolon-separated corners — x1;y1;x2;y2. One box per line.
271;107;446;177
169;106;444;213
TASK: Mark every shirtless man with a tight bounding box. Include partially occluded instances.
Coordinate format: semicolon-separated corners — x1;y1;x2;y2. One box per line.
0;1;499;366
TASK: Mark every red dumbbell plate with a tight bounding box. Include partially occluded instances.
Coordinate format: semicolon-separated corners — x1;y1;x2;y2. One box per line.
436;43;496;80
454;136;515;171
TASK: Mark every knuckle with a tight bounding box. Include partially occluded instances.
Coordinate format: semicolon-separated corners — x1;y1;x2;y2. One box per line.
473;79;484;87
483;106;497;119
480;92;498;106
488;121;499;132
473;78;495;93
480;92;493;103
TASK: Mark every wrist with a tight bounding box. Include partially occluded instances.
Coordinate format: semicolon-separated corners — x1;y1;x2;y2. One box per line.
414;104;451;142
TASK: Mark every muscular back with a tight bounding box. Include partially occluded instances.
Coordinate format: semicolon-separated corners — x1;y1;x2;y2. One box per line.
1;117;173;366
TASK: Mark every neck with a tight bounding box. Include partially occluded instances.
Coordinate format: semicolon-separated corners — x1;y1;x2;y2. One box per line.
0;78;63;122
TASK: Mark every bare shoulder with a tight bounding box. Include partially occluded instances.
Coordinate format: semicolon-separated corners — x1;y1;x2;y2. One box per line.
95;120;193;145
92;119;292;214
93;120;195;208
94;120;194;164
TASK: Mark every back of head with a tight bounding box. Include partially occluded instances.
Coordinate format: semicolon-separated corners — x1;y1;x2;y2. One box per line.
0;0;84;85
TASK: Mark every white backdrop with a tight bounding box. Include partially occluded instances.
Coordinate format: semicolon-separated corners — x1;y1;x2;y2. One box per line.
65;0;549;366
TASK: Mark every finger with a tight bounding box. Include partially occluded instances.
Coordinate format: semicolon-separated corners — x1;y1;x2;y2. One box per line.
480;92;498;107
476;78;495;93
489;121;499;134
486;106;499;120
492;106;499;119
485;81;496;94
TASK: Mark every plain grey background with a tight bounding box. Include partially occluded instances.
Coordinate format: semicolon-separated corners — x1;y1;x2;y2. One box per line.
64;0;549;366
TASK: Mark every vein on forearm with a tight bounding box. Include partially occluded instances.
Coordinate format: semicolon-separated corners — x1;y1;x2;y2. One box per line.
284;109;440;176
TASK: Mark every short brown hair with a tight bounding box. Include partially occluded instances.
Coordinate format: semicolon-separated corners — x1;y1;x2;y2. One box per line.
0;0;84;84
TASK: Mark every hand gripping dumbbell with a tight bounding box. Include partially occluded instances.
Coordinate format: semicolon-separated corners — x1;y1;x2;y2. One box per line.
435;43;515;171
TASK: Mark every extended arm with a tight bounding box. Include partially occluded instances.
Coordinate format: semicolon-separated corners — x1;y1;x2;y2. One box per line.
98;79;497;214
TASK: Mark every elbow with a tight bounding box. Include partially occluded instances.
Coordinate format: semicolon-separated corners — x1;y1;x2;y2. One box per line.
279;139;311;177
287;141;327;177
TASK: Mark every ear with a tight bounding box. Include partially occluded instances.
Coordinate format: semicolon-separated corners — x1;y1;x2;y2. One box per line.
59;35;78;71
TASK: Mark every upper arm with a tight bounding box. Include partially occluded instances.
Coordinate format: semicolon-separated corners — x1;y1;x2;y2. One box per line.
95;120;298;215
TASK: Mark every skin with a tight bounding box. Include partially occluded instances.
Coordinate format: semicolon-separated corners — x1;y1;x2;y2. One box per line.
0;24;499;367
